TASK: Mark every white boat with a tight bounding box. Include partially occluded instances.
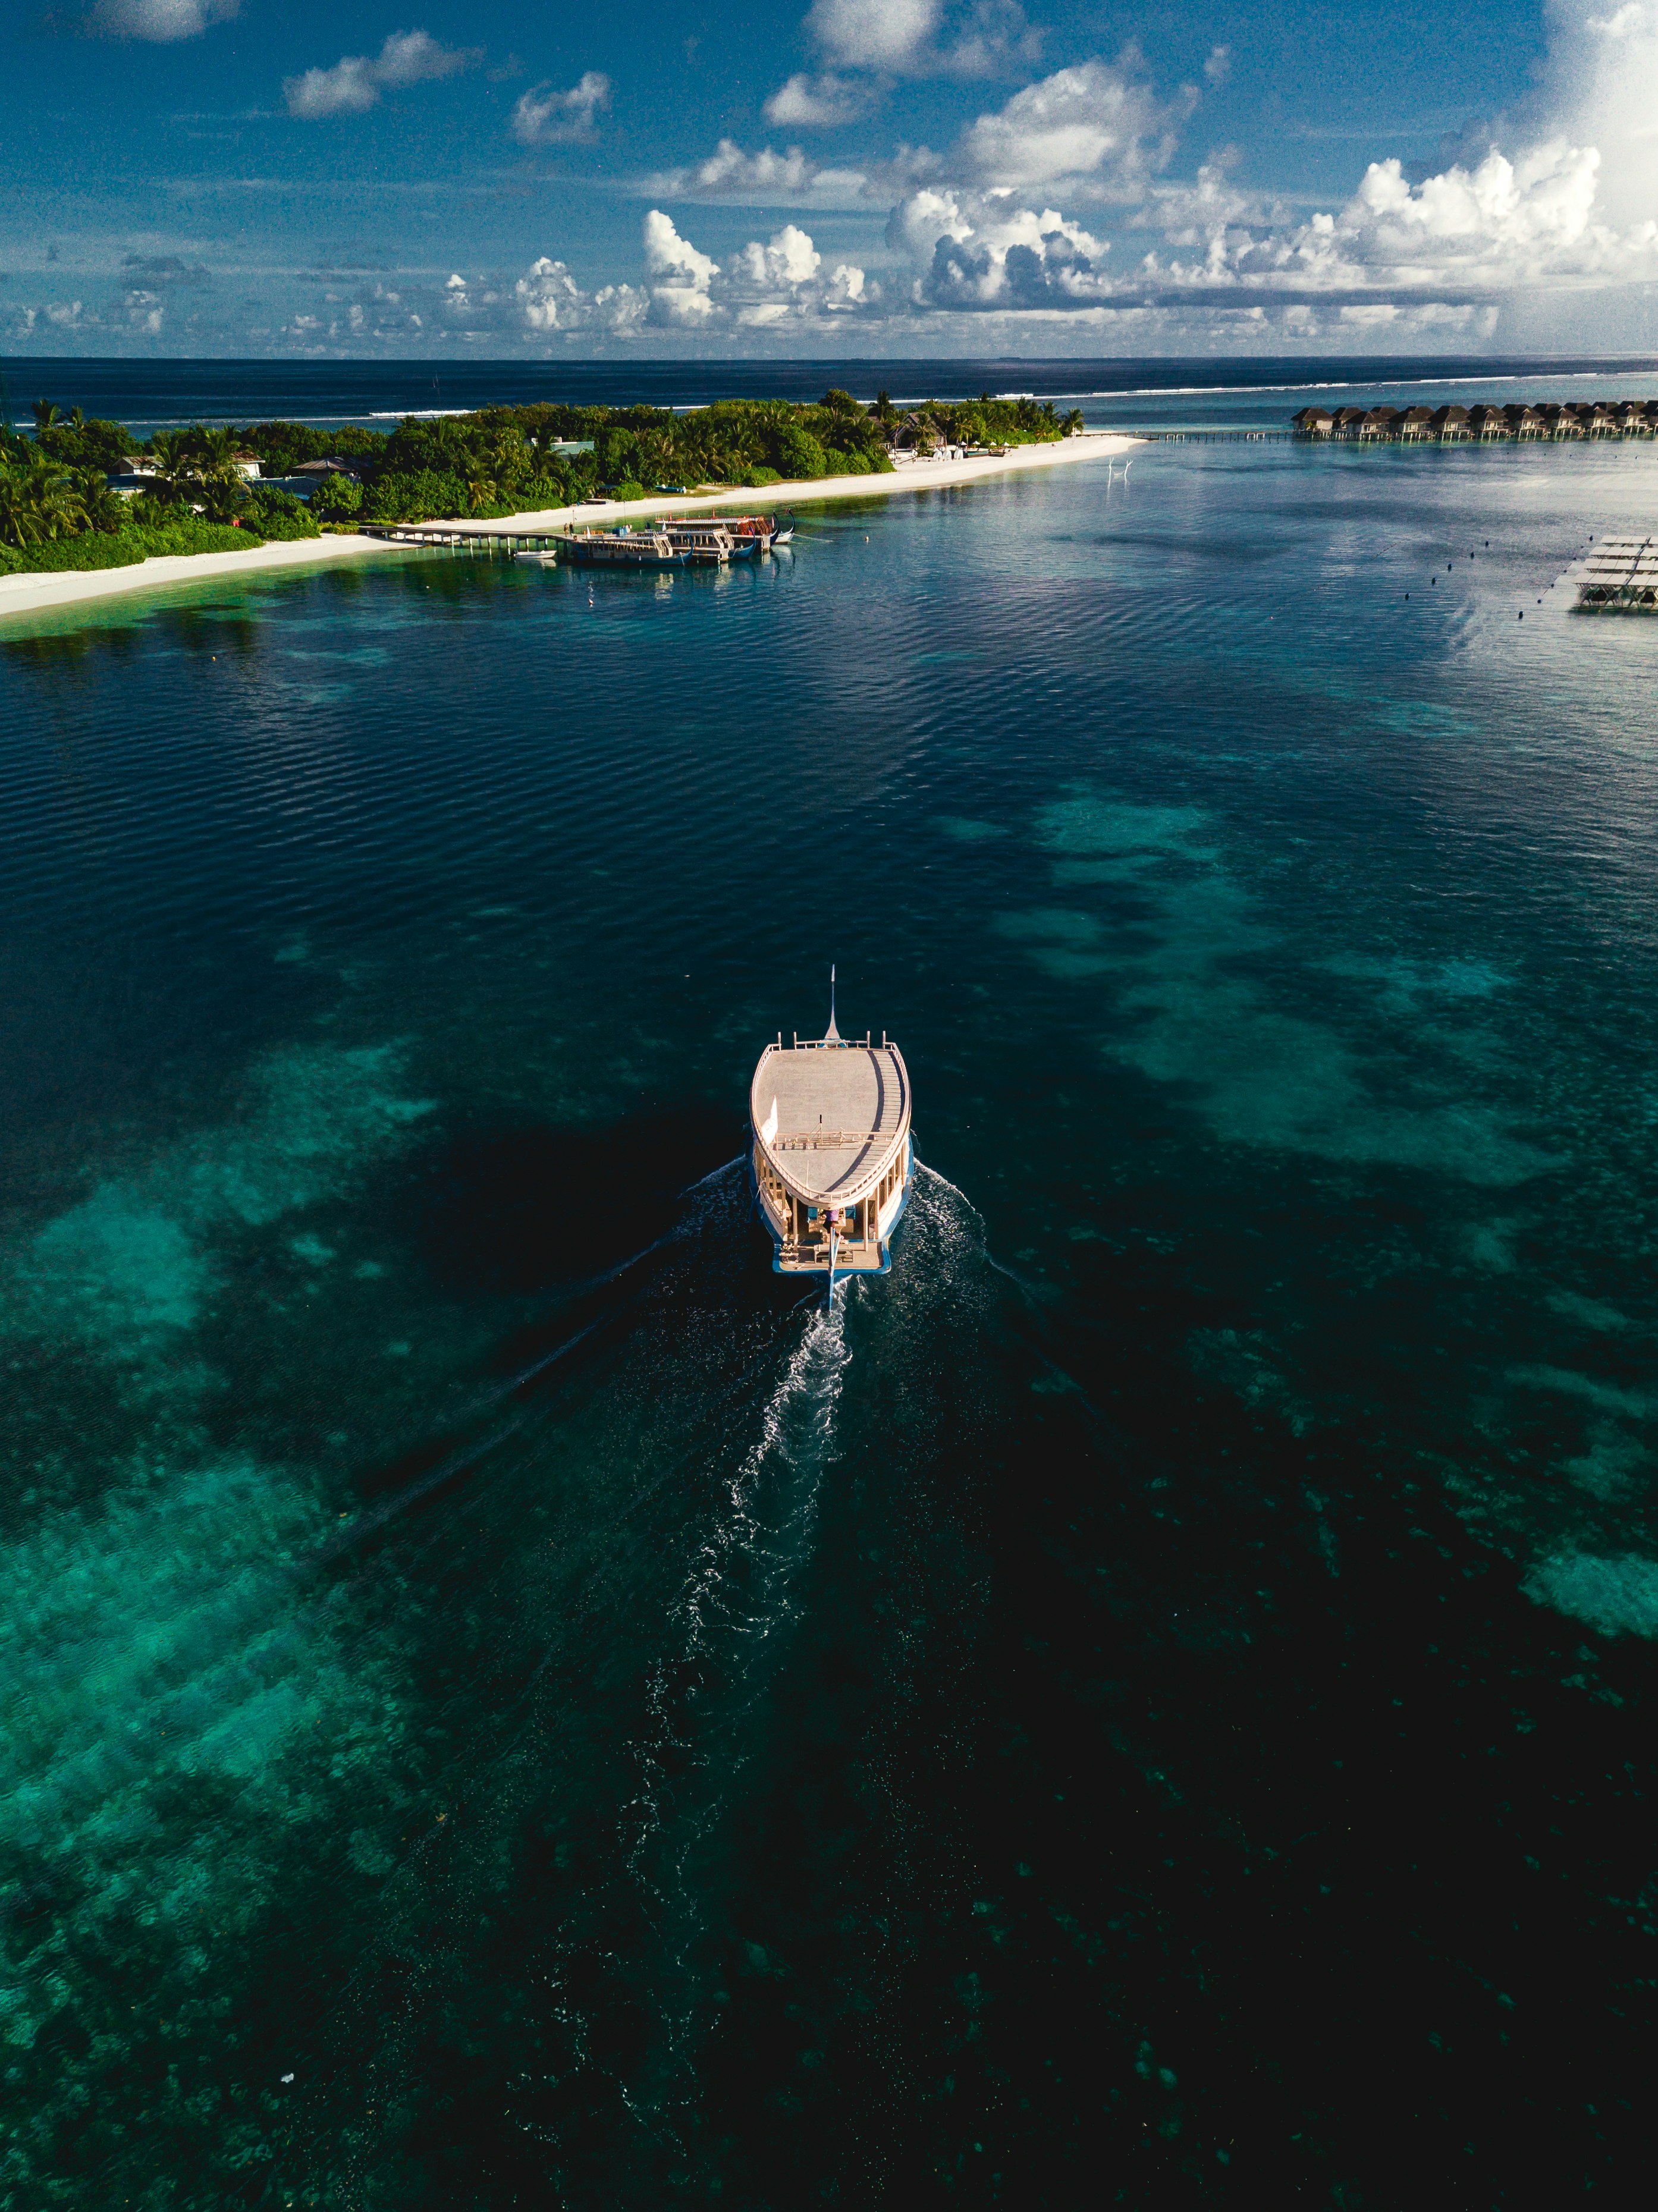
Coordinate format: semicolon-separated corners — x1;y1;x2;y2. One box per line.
749;976;912;1291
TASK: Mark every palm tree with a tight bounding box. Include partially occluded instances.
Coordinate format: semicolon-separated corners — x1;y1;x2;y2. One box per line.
30;400;64;435
145;428;249;520
0;454;89;547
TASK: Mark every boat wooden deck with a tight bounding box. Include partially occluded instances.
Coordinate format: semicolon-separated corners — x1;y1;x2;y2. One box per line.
751;1039;907;1200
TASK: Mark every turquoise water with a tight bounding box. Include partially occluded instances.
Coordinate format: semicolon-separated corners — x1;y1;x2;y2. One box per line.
3;412;1658;2205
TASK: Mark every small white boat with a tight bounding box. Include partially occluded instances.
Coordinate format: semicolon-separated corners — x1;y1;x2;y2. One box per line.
750;975;912;1291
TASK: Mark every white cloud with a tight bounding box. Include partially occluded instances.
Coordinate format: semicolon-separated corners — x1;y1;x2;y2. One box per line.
284;29;482;120
640;137;872;206
83;0;236;38
960;57;1186;194
873;8;1658;332
809;0;939;68
511;71;611;146
765;72;871;125
642;209;720;323
1203;45;1231;85
771;0;1038;112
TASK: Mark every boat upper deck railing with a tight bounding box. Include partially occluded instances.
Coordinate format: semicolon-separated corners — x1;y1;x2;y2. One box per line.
773;1128;888;1151
759;1033;894;1051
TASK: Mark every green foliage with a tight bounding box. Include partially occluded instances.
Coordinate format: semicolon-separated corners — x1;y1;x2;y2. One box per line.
742;466;783;487
611;479;647;503
0;515;263;574
245;487;321;541
309;474;365;521
362;470;470;524
772;425;827;479
235;420;388;476
0;453;90;547
34;413;135;475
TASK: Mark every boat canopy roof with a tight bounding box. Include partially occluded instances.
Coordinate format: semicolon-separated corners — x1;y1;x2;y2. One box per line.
751;1041;909;1202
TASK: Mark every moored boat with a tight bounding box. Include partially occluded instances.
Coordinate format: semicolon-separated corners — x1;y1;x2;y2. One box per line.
750;976;912;1292
721;514;778;552
664;521;739;564
555;528;689;570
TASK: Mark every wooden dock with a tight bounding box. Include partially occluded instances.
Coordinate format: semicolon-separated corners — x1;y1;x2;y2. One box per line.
361;522;568;552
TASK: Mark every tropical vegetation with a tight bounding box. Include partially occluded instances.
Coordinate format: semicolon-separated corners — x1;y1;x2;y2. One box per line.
1;391;1082;573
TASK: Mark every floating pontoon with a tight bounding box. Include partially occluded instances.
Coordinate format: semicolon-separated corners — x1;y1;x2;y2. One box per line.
750;979;912;1292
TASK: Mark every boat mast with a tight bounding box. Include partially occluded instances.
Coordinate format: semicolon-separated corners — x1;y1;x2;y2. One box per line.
825;963;840;1043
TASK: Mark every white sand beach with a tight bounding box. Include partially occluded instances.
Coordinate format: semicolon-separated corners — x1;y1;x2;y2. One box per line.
0;430;1141;622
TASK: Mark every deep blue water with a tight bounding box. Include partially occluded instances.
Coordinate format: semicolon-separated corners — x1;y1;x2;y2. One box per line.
2;385;1658;2206
7;350;1658;433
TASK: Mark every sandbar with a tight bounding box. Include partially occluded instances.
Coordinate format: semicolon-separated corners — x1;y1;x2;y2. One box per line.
0;430;1141;621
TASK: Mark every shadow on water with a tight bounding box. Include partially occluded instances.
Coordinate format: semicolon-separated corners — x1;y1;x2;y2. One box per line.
407;1105;744;1298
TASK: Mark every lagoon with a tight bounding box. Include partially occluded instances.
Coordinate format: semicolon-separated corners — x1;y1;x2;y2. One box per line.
1;361;1656;2205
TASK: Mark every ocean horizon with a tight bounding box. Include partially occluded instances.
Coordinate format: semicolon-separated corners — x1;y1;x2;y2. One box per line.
8;351;1658;435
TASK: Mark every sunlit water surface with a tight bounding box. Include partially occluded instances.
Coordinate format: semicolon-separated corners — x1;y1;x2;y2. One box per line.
2;416;1657;2207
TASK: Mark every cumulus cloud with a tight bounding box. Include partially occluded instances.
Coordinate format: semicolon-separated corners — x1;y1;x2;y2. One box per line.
872;12;1658;332
959;55;1185;194
639;137;872;206
284;29;482;120
510;70;611;145
513;256;646;335
80;0;237;38
764;71;871;125
809;0;940;68
764;0;1040;115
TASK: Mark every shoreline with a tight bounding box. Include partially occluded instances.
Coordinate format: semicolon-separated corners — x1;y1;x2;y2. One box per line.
0;431;1139;622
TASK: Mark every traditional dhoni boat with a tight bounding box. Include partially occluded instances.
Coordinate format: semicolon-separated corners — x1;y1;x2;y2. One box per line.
664;521;749;564
554;527;688;570
750;974;913;1293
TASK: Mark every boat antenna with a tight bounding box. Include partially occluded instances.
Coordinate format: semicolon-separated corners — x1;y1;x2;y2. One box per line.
825;963;840;1042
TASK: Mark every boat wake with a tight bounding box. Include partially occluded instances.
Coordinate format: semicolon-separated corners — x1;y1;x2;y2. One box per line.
618;1290;853;2125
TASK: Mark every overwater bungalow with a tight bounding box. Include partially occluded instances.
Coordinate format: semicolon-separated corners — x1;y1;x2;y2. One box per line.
1293;392;1657;444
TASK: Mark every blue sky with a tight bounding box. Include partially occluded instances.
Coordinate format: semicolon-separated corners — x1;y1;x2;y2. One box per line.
7;0;1658;356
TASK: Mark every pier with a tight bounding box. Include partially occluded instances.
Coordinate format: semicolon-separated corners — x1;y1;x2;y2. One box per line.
360;521;569;552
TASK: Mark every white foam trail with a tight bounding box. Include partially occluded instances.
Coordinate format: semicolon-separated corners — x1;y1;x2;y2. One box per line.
618;1297;852;2124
